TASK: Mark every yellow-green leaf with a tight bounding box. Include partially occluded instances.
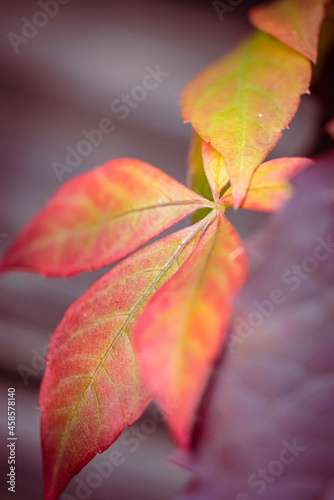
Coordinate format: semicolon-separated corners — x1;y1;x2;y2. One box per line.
182;31;311;207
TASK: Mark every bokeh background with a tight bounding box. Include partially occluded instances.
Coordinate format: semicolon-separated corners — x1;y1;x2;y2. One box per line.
0;1;325;499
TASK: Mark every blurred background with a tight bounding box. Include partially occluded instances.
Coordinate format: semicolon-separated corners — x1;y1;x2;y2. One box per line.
0;0;327;498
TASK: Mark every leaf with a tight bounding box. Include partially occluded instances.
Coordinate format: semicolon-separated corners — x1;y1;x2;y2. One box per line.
176;151;334;500
134;212;247;448
0;158;211;277
201;141;229;202
39;217;210;500
182;31;311;207
249;0;327;63
222;156;313;211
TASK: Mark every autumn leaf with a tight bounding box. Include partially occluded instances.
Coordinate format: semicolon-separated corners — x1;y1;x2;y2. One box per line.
222;156;314;211
0;158;211;277
134;212;247;447
182;31;311;207
249;0;327;63
39;217;211;500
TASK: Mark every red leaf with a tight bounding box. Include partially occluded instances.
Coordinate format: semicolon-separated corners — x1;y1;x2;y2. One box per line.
0;158;211;277
249;0;327;63
39;218;209;500
134;212;247;448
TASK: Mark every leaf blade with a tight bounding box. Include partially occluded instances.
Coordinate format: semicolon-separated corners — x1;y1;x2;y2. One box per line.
39;217;211;500
134;213;247;447
0;158;210;277
249;0;327;63
182;31;311;207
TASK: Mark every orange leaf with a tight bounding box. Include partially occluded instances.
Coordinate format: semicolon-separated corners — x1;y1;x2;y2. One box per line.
222;157;313;211
0;158;211;277
39;218;209;500
134;213;247;448
182;31;311;207
249;0;327;63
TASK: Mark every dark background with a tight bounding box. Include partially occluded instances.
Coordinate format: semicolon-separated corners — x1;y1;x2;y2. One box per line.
0;1;323;499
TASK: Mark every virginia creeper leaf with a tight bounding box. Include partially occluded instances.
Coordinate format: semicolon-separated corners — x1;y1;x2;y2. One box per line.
39;217;211;500
0;158;211;277
182;31;311;207
201;140;229;202
249;0;327;63
134;212;247;448
222;156;314;211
